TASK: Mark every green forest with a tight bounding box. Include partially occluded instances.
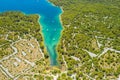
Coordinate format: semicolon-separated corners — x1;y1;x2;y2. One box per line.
50;0;120;79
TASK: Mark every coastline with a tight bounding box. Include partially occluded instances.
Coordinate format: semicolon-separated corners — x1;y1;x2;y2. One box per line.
22;12;47;55
56;8;64;61
47;0;59;7
35;1;64;66
0;0;64;66
37;15;48;55
48;0;65;66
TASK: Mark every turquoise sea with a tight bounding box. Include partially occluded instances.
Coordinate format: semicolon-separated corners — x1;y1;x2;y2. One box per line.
0;0;62;65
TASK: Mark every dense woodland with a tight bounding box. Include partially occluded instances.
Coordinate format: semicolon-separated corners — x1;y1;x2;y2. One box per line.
50;0;120;79
0;12;45;59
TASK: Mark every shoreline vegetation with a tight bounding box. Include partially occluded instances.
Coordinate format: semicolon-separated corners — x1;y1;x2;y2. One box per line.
56;8;64;65
37;15;49;60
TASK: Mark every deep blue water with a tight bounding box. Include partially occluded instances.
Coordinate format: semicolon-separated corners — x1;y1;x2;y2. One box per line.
0;0;62;65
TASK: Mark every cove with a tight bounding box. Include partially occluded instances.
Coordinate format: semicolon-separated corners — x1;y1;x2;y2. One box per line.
0;0;62;65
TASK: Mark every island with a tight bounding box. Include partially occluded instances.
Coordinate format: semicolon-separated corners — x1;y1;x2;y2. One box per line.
0;0;120;80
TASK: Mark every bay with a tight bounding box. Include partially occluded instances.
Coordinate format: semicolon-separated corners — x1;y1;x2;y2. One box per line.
0;0;62;65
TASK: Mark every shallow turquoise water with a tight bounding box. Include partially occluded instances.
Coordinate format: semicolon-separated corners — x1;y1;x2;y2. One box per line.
0;0;62;65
